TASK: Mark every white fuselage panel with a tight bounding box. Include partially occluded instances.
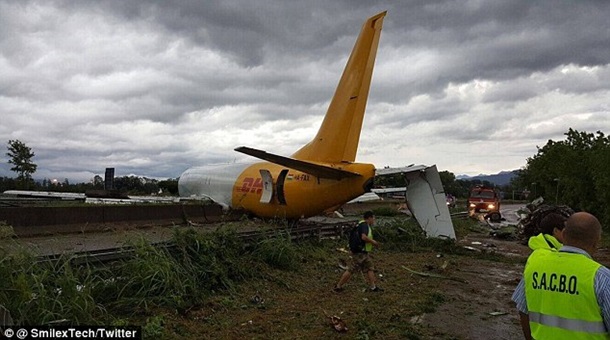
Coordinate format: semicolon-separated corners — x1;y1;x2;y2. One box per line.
178;163;251;207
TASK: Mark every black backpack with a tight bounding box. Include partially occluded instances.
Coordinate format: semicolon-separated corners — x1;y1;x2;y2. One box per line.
348;222;365;253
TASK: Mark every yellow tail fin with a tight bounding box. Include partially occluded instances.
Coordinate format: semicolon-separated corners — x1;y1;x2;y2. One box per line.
291;11;386;163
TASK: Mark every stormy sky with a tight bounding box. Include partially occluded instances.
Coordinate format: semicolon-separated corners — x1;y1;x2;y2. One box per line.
1;0;609;183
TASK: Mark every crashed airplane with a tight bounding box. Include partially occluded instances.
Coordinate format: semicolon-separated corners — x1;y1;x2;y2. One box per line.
178;12;455;239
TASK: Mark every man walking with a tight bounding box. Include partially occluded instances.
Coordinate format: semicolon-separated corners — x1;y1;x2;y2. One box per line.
334;211;382;292
512;212;610;339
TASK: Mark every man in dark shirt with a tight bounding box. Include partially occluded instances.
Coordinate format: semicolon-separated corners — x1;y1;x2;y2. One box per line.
334;211;382;292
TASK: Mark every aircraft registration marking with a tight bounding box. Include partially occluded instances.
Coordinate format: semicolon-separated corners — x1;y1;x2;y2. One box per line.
291;174;310;181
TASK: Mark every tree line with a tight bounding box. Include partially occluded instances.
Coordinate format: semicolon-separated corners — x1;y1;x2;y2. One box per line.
2;139;178;195
513;128;610;227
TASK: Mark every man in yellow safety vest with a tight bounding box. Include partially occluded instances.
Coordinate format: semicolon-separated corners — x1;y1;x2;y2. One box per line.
512;212;610;339
528;212;567;252
333;211;382;292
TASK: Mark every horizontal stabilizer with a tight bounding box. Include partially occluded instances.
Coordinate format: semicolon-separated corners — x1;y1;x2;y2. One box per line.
235;146;362;180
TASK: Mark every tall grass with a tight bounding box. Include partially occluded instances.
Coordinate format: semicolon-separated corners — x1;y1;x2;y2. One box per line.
105;239;198;312
253;232;300;270
0;227;261;325
0;251;105;325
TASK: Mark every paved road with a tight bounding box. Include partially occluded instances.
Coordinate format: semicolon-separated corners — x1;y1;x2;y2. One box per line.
500;203;526;224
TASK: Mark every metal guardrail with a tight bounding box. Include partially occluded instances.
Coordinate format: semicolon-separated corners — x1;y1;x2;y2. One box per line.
35;222;353;266
450;211;469;218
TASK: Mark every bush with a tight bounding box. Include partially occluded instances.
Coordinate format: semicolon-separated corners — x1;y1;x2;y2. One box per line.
0;221;15;239
253;233;300;270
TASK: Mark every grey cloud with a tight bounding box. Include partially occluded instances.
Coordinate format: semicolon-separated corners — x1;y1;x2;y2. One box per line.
381;1;610;95
2;0;610;181
62;0;380;66
482;79;541;103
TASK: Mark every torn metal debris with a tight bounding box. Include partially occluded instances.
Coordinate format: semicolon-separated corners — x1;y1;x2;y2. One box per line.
402;265;466;283
517;198;574;241
324;311;348;332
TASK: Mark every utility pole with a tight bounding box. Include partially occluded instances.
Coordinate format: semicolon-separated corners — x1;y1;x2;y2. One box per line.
532;182;537;198
554;178;560;203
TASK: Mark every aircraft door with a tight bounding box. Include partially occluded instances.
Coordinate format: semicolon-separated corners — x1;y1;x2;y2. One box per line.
276;169;288;205
259;169;274;204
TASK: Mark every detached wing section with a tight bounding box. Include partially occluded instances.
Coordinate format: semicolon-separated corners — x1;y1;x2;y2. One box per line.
235;146;362;180
377;165;455;239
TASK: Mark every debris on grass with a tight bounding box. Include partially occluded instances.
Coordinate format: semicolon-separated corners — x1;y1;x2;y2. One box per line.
488;311;508;316
402;265;466;283
250;292;264;305
491;226;518;240
324;311;348;332
410;314;425;325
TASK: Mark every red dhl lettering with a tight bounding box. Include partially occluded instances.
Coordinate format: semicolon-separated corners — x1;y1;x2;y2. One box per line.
239;177;263;194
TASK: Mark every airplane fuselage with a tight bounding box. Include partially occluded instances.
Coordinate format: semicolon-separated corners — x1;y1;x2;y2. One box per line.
179;162;375;219
179;12;386;220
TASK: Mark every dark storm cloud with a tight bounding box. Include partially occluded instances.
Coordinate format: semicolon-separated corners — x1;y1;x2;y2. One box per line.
1;0;610;181
63;0;378;65
373;1;610;98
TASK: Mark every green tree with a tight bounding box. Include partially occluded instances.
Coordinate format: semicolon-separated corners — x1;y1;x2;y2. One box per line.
158;178;179;195
0;176;17;192
517;129;610;227
6;139;37;189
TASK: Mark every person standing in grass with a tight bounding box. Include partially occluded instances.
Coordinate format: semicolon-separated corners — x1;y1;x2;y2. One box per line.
334;211;383;292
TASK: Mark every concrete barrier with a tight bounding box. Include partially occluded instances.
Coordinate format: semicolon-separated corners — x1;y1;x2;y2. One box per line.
0;204;225;237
